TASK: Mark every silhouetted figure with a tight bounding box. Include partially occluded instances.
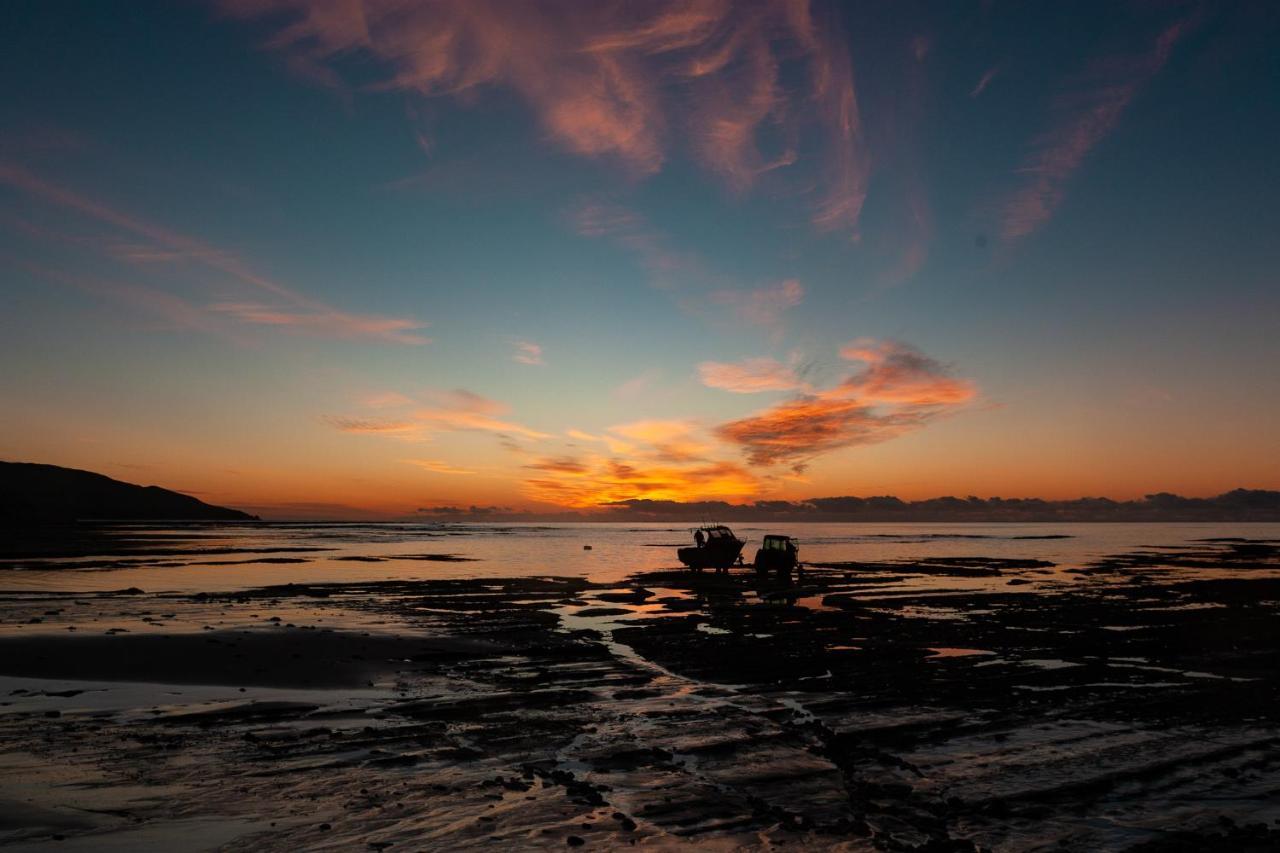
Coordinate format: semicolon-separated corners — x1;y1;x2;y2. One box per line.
695;529;705;548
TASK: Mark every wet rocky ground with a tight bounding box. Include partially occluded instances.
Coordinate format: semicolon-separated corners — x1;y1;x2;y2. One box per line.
1;539;1278;850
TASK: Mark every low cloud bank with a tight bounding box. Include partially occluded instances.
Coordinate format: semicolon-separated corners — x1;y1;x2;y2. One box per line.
416;489;1280;522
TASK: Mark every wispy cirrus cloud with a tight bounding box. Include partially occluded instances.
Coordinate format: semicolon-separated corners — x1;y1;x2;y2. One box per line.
969;66;999;98
715;339;975;468
404;458;476;475
413;389;550;439
1000;16;1196;241
325;388;548;443
323;416;420;436
219;0;869;237
698;357;804;393
211;302;428;344
0;161;428;344
706;279;804;341
570;200;704;289
511;340;544;365
322;389;547;448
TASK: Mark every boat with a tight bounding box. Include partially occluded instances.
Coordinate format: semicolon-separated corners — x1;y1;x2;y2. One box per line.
753;534;800;578
677;525;746;572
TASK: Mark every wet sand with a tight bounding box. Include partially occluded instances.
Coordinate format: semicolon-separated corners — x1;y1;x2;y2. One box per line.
1;539;1279;850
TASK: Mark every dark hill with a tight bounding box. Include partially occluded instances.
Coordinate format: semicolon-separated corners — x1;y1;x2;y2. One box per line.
0;462;258;522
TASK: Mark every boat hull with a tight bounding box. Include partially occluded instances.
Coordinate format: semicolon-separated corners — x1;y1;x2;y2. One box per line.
678;541;744;570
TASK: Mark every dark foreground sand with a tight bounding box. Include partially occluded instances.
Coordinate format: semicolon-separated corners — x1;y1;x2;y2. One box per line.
1;541;1279;850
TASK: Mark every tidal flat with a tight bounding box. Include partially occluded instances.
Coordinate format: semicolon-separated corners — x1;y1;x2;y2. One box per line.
1;529;1279;851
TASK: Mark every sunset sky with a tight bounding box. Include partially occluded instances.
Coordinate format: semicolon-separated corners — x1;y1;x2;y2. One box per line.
2;1;1278;519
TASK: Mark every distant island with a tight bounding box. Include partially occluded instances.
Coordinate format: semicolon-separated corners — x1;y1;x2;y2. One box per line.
0;462;257;522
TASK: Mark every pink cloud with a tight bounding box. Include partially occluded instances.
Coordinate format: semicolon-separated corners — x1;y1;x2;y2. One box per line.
698;357;803;393
1000;18;1195;241
970;66;999;98
219;0;869;236
0;161;429;345
511;340;544;365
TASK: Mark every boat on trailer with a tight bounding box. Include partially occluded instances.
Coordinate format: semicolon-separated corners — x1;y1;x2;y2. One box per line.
677;524;746;572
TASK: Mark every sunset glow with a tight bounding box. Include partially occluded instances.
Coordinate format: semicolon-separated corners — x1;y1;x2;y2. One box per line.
2;1;1278;518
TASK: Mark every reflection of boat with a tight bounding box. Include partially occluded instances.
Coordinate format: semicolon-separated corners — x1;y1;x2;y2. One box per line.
678;525;746;572
754;534;799;578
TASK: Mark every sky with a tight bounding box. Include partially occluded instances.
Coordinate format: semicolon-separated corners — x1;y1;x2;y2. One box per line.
1;0;1278;519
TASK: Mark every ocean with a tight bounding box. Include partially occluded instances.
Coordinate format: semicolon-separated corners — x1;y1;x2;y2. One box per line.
6;520;1280;593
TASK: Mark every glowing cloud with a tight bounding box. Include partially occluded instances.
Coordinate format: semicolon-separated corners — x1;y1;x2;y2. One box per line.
523;456;760;508
716;339;975;468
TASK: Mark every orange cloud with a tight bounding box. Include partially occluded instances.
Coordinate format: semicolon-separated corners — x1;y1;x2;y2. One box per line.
716;396;924;468
524;456;589;475
524;456;759;508
527;416;765;507
220;0;869;235
698;357;803;393
1000;17;1195;241
716;339;975;468
608;419;709;462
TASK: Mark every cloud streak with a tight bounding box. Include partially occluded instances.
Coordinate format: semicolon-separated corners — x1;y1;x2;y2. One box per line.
698;357;803;393
1000;17;1195;241
0;161;428;344
212;302;428;344
325;388;548;443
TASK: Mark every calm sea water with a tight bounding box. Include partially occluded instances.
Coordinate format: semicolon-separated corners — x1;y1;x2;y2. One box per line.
4;521;1279;594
